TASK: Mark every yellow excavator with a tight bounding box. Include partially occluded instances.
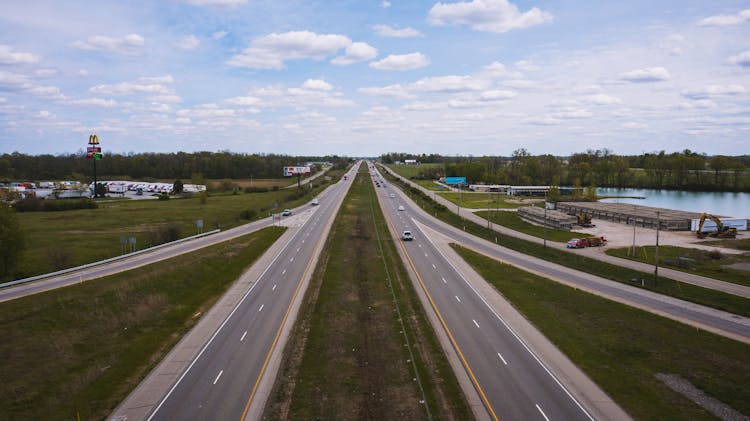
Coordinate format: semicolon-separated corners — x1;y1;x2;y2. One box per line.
696;213;737;239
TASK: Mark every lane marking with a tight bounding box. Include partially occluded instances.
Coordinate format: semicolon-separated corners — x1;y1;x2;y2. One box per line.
213;370;223;385
424;253;428;257
381;204;499;421
536;404;550;421
497;352;507;365
296;247;300;252
282;269;286;275
473;319;480;329
272;284;277;291
241;331;247;342
432;263;436;269
289;257;294;262
259;304;264;312
441;277;447;284
455;295;461;303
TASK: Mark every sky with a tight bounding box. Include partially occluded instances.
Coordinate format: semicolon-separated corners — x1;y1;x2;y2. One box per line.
0;0;748;157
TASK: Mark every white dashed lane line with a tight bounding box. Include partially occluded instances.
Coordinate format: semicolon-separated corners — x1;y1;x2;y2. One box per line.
432;263;436;269
455;295;461;303
473;319;480;329
240;331;247;342
272;284;277;291
497;352;508;365
213;370;223;385
281;269;286;275
258;304;264;312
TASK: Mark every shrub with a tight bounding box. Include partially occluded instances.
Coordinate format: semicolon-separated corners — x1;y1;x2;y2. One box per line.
240;209;258;220
149;224;181;245
14;198;97;212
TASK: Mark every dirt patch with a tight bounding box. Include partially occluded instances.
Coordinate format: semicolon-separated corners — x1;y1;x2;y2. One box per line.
656;373;749;421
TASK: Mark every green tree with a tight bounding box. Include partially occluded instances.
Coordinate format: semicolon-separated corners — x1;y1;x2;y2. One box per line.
0;205;25;279
173;179;184;194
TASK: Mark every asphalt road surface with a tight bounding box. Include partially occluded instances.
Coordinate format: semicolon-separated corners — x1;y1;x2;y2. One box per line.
370;165;593;420
145;165;359;420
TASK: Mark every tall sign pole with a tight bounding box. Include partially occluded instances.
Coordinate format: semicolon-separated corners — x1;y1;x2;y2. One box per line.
87;134;102;198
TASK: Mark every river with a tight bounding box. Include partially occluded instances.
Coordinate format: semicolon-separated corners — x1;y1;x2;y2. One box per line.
597;188;750;219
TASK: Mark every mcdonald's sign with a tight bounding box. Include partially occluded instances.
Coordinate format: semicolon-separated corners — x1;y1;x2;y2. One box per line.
88;134;100;145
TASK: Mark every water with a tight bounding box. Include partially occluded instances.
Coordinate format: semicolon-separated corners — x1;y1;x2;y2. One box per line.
597;188;750;219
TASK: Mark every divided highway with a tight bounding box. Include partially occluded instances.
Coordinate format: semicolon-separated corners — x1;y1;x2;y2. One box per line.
371;166;593;420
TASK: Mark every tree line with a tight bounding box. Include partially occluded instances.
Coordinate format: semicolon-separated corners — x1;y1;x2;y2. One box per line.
381;150;750;192
0;151;352;182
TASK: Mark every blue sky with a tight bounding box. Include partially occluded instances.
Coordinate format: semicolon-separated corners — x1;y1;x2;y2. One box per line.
0;0;748;156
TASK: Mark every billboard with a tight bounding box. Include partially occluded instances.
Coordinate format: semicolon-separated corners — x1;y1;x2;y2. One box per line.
283;166;311;177
444;176;467;185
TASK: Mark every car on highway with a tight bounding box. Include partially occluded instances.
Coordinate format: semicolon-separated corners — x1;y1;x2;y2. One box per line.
311;198;319;205
401;230;414;241
389;193;395;198
282;209;292;216
397;205;405;211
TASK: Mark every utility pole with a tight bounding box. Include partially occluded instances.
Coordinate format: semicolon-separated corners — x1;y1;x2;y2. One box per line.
487;189;491;229
655;211;660;281
543;191;548;248
631;204;637;256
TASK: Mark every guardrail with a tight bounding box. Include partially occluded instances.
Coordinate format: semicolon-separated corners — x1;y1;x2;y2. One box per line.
0;229;221;289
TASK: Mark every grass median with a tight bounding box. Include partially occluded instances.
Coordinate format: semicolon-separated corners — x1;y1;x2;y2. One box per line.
10;169;342;282
453;244;750;420
0;226;285;420
265;166;470;420
380;168;750;318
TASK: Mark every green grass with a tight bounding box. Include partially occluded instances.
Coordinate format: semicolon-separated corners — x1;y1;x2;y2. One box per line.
266;166;470;420
413;179;443;191
453;244;750;420
439;191;536;209
607;245;750;287
475;210;581;242
8;170;342;282
380;168;750;318
386;163;443;179
0;226;286;421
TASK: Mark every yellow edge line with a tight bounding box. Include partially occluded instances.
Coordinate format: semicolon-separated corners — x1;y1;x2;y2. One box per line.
239;228;329;420
382;202;500;421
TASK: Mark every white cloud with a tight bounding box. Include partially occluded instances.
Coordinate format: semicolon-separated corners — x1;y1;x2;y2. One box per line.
551;107;592;119
427;0;553;33
681;84;745;100
149;94;183;103
331;42;377;65
212;31;228;40
227;31;353;69
71;34;145;55
359;84;412;98
90;75;174;95
525;116;562;125
370;53;429;70
0;44;40;65
479;89;517;100
35;69;58;77
582;94;621;105
677;99;718;109
728;50;750;67
67;98;118;107
226;95;261;106
402;101;446;111
698;9;750;26
175;35;200;50
182;0;247;6
381;1;391;8
301;79;333;91
483;61;522;78
372;24;423;37
619;66;670;83
514;60;538;71
37;110;53;119
409;75;487;92
621;122;647;129
502;79;539;89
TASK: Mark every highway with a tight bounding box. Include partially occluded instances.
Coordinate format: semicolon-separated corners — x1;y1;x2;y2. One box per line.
373;165;750;345
144;164;358;420
370;165;593;420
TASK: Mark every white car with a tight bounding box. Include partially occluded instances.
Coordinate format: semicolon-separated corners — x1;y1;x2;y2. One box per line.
282;209;292;216
389;193;395;198
397;205;405;211
311;198;319;205
401;230;414;241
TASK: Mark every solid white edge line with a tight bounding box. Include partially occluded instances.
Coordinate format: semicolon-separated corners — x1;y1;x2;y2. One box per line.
213;370;223;385
497;352;507;365
414;217;596;421
536;404;550;421
146;207;316;420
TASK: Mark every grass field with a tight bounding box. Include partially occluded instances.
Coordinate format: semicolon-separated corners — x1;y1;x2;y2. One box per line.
439;191;537;209
475;210;581;242
265;167;470;420
701;238;750;251
8;170;342;282
381;169;750;318
0;226;285;420
206;178;291;188
607;245;750;287
386;163;443;179
453;244;750;420
413;179;443;191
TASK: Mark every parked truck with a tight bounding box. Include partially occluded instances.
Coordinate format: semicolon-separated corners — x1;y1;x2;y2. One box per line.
566;236;607;248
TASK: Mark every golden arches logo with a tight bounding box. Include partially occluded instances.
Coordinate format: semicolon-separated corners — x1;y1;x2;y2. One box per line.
88;134;100;145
